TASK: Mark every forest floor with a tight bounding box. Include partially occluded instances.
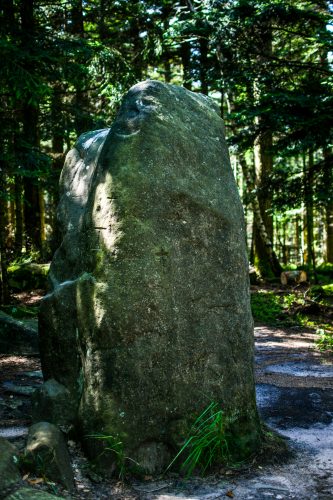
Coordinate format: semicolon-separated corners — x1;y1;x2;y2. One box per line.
0;288;333;499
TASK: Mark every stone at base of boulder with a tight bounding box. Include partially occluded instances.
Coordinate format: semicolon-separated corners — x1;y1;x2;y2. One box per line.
25;422;74;492
32;379;77;427
4;488;63;500
132;442;171;475
0;437;21;497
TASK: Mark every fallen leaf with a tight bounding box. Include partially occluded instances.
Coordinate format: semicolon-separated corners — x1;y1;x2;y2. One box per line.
144;475;153;480
226;490;234;498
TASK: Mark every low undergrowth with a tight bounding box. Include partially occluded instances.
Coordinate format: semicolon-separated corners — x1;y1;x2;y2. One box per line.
251;285;333;351
166;402;236;478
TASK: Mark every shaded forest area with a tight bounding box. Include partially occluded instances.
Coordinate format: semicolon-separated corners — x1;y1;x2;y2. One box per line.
0;0;333;305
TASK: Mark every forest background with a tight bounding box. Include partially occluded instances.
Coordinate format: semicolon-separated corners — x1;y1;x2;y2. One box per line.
0;0;332;304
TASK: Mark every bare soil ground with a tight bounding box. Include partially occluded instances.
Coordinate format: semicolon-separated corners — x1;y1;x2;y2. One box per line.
0;293;332;499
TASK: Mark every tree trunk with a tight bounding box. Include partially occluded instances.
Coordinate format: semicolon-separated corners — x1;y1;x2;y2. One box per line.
326;203;333;263
22;104;42;254
304;150;318;282
0;171;10;304
238;154;282;277
20;0;43;254
225;92;282;278
200;37;209;95
14;175;23;255
324;148;333;263
251;18;279;277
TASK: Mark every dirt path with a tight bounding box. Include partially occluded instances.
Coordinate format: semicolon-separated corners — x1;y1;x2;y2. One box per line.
136;325;333;499
1;325;332;499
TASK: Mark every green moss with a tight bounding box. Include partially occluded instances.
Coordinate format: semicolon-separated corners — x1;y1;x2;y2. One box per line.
251;291;284;324
254;256;275;281
7;263;50;291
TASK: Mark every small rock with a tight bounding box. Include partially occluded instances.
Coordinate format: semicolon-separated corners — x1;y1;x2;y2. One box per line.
31;379;76;426
25;422;74;492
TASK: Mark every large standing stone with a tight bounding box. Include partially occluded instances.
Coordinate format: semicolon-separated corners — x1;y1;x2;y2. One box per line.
39;80;261;474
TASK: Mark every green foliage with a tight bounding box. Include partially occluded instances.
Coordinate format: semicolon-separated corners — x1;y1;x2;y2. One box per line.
316;329;333;351
251;291;284;324
166;402;230;477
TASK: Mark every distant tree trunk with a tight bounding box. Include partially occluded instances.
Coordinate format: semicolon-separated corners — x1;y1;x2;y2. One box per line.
304;150;318;282
70;0;84;34
22;104;42;253
162;5;172;83
181;41;192;89
224;92;282;277
129;1;145;81
0;170;10;304
251;18;280;278
238;154;282;277
323;148;333;263
326;204;333;263
295;215;301;264
200;37;209;95
20;0;43;254
14;175;23;255
253;126;278;277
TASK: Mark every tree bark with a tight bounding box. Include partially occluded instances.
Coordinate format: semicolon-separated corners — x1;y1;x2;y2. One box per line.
224;92;282;277
20;0;43;254
238;153;282;277
200;37;209;95
0;170;10;304
14;175;23;255
251;18;279;277
304;150;318;282
324;148;333;263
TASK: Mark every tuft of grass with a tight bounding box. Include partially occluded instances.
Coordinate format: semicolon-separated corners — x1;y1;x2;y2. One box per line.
87;433;140;479
166;402;230;477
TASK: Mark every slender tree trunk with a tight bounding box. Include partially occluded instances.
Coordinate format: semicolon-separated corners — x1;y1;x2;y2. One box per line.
304;150;318;282
225;93;282;277
253;126;277;276
14;175;23;255
239;154;282;277
0;170;10;304
22;104;42;253
323;148;333;262
326;204;333;263
162;5;172;83
200;37;209;95
295;215;300;265
181;41;192;89
20;0;43;254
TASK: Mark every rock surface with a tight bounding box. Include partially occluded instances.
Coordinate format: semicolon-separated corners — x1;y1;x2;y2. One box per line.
32;379;76;427
39;80;260;474
0;437;21;497
25;422;74;492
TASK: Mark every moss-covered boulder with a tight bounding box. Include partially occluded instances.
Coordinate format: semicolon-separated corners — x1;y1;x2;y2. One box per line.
8;263;49;291
39;81;261;474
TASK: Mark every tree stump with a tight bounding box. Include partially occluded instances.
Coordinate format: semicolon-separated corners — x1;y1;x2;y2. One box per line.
280;270;307;285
